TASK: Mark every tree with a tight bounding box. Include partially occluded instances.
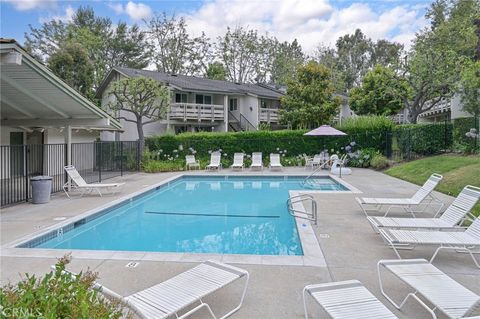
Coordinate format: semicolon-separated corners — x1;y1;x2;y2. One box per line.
47;42;94;99
270;39;305;85
25;6;150;93
399;0;479;123
216;27;264;83
145;13;211;76
459;60;480;116
205;62;226;80
108;76;170;151
349;65;409;116
280;61;340;129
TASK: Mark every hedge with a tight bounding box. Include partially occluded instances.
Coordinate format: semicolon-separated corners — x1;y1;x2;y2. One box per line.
145;122;453;163
392;123;453;157
145;129;391;161
453;117;480;150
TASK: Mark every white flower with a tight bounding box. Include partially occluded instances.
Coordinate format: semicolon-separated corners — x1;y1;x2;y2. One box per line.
246;154;251;158
219;149;223;152
208;150;212;154
173;149;178;153
159;149;163;153
284;150;287;153
223;153;228;157
178;145;183;151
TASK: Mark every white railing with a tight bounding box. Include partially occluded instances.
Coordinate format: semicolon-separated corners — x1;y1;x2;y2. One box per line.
259;108;279;123
169;103;225;122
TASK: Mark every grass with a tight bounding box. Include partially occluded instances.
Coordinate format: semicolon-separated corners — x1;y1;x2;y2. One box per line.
385;154;480;216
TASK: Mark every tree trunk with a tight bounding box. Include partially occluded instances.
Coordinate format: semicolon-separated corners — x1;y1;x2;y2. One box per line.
136;120;145;155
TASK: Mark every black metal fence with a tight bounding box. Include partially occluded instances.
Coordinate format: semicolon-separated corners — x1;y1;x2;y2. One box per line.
0;141;140;207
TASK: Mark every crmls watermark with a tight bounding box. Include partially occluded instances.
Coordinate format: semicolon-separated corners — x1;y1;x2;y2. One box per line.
0;306;42;318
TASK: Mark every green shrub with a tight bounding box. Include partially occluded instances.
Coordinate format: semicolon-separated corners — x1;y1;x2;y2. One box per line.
392;123;452;157
143;160;185;172
0;255;124;319
453;117;479;153
370;154;389;170
336;115;394;133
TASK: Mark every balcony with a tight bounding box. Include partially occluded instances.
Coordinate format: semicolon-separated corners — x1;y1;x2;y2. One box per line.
169;103;225;122
259;108;279;123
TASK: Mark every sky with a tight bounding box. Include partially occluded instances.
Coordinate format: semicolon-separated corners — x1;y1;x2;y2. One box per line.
0;0;431;53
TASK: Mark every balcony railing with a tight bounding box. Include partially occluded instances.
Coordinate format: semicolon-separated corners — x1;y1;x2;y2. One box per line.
259;108;279;123
169;103;225;122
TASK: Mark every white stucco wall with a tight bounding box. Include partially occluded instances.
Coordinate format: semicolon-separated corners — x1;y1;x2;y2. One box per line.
451;94;473;120
239;96;259;127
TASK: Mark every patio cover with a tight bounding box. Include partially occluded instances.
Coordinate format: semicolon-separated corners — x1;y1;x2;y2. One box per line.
0;38;121;132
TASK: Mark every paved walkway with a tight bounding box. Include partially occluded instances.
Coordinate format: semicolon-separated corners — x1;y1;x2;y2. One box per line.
1;168;478;318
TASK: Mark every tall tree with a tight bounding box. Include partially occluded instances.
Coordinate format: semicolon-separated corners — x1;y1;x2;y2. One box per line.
25;6;150;94
47;42;94;99
269;39;305;85
349;65;409;116
400;0;479;123
108;76;170;151
205;62;227;80
145;13;211;76
216;26;263;83
459;60;480;116
280;61;340;129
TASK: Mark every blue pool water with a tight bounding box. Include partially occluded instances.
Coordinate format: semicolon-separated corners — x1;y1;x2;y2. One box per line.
35;176;347;255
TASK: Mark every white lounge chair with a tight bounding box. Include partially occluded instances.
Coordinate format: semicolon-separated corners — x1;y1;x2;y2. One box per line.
57;260;249;319
378;217;480;268
377;259;480;318
356;173;444;217
269;153;283;170
250;152;263;170
303;280;398;319
368;185;480;232
231;153;244;170
63;165;125;198
206;152;222;171
185;155;200;170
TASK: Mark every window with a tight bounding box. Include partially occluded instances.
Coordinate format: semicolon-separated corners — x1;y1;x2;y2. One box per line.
229;98;238;111
195;94;212;105
175;93;187;103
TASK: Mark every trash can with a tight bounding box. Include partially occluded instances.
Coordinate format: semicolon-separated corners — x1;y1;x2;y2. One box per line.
30;176;52;204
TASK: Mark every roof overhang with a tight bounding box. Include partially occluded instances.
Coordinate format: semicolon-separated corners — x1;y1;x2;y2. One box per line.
0;40;121;131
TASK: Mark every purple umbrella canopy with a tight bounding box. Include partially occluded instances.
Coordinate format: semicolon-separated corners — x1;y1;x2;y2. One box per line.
304;125;347;136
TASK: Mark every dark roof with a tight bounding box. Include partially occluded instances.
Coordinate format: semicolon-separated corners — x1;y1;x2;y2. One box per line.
97;67;284;99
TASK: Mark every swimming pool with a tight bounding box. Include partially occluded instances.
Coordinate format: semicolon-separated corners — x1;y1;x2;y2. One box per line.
23;176;348;256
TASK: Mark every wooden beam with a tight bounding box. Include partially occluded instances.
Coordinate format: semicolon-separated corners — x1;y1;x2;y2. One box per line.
1;118;109;127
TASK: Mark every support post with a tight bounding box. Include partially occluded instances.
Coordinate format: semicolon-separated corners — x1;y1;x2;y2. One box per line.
64;125;72;191
224;95;228;132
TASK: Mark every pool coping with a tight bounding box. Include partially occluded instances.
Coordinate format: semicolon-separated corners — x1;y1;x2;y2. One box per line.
1;173;360;267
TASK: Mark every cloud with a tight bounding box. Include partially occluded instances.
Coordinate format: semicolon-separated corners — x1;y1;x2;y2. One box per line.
3;0;56;11
108;1;152;21
183;0;427;53
39;5;74;23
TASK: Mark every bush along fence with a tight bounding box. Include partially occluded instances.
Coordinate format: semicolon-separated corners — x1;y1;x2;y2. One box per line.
453;116;480;153
144;122;453;172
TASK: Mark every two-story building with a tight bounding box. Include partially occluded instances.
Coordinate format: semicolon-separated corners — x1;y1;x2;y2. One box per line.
96;67;284;140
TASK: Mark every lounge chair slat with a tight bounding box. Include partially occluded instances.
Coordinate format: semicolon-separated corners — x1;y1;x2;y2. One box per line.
379;259;480;318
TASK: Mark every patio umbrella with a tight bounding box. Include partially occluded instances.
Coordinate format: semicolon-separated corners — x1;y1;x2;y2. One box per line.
304;125;348;154
304;125;347;136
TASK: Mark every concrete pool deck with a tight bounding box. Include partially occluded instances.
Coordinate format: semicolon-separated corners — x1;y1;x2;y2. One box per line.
1;168;479;318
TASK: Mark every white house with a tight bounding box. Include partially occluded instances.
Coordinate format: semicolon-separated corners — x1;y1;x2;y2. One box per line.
96;67;285;140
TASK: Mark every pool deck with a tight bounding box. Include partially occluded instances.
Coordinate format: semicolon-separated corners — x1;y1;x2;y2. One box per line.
1;168;479;318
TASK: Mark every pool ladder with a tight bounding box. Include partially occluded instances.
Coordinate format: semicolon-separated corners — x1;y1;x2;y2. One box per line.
302;162;329;189
286;194;318;225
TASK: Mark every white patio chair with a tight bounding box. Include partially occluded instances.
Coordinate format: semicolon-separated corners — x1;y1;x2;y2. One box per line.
231;153;244;170
250;152;263;170
63;165;125;198
206;152;222;171
303;280;398;319
378;217;480;268
368;185;480;232
185;155;200;170
305;154;322;170
56;260;249;319
356;173;444;217
269;153;283;170
377;259;480;318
